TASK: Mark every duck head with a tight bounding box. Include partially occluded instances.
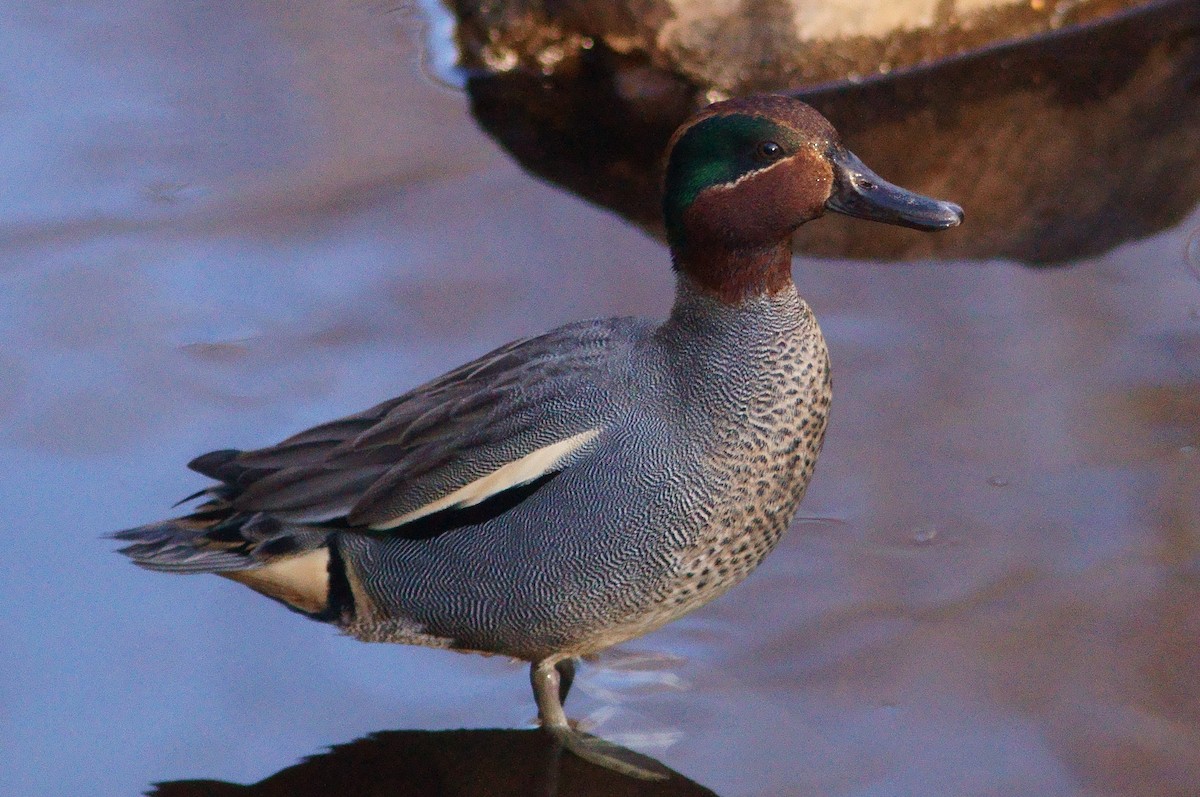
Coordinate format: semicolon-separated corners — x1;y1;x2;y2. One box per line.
663;95;964;303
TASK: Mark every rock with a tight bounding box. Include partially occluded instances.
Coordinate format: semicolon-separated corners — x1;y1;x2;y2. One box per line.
440;0;1200;263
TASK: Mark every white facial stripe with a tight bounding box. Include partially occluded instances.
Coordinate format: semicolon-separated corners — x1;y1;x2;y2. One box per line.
707;155;793;194
369;428;602;531
225;548;330;615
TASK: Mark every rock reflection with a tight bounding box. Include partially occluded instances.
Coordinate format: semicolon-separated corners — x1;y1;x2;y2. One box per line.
6;3;1200;794
148;729;719;797
455;0;1200;263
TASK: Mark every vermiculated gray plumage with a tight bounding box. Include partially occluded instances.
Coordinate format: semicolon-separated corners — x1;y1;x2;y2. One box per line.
115;94;961;778
115;283;830;660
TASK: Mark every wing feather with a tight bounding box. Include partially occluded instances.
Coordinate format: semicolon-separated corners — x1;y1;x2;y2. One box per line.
205;319;638;535
358;428;602;529
234;465;390;523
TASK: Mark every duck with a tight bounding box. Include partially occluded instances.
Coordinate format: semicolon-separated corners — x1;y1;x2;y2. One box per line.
116;94;962;779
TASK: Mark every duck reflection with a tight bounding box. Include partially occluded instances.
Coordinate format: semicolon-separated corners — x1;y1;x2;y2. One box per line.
148;728;718;797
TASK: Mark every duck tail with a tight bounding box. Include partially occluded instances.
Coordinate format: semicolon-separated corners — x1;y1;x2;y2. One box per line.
113;502;348;622
113;517;252;574
113;486;298;571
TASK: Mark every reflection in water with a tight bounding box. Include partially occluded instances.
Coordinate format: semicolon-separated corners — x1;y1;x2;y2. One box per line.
4;2;1200;796
460;0;1200;263
416;0;468;91
149;729;718;797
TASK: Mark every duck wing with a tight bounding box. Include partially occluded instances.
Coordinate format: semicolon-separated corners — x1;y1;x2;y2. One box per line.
190;319;630;533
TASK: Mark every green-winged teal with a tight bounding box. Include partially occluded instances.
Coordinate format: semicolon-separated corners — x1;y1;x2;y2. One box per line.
117;95;962;778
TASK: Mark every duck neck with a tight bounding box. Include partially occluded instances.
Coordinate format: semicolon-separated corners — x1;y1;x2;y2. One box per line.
670;239;795;305
663;270;806;344
658;271;812;414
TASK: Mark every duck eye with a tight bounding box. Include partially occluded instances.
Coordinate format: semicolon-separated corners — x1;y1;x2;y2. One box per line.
755;141;783;162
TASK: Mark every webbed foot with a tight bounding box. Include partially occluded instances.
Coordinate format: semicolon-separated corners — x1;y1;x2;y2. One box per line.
530;658;671;781
545;724;671;781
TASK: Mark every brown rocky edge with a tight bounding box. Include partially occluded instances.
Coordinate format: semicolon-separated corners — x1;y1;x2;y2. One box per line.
147;728;718;796
461;0;1200;264
448;0;1148;94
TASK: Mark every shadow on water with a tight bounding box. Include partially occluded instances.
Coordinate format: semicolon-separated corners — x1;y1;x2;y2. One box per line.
149;729;718;797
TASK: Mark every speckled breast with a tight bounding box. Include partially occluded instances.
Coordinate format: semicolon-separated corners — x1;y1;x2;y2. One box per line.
653;296;832;625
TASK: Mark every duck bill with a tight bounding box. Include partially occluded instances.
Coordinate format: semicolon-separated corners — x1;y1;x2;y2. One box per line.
825;147;964;231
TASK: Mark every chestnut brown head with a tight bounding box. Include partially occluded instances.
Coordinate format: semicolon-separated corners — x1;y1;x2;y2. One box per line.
663;95;963;302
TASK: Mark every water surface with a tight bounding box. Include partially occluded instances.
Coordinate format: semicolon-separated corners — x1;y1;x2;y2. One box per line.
2;3;1198;796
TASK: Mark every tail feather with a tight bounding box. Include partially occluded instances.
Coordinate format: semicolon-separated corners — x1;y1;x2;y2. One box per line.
113;509;329;571
113;502;346;621
187;448;248;482
116;446;354;622
113;520;255;573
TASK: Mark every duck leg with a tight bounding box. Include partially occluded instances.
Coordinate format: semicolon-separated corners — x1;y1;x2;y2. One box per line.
555;658;576;704
531;659;571;730
529;659;670;781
